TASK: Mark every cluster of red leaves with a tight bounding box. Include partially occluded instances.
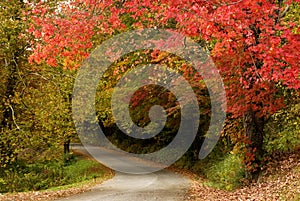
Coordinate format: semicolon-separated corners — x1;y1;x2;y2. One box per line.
149;0;300;118
28;0;125;69
28;0;300;119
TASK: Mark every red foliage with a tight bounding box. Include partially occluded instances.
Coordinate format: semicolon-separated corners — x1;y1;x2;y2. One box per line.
150;0;300;118
28;0;300;119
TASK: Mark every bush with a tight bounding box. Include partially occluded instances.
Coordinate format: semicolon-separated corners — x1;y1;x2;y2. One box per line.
0;154;107;193
264;103;300;154
205;154;245;191
63;152;76;165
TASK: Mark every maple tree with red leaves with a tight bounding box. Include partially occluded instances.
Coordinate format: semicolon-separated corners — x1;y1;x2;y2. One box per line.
28;0;300;180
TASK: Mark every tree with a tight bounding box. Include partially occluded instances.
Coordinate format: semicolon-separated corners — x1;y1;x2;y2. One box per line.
0;0;79;169
29;0;300;180
0;0;30;167
151;0;300;179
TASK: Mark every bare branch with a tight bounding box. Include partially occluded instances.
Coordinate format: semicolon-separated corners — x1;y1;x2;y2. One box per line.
279;4;290;19
9;105;20;130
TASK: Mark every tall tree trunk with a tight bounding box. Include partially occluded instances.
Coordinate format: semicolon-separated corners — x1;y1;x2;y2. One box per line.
243;109;264;182
63;93;72;155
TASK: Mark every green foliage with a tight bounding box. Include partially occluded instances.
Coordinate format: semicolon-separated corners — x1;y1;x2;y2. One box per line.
63;152;76;166
264;102;300;153
0;0;30;167
284;2;300;33
0;64;78;168
174;136;246;191
0;0;78;169
0;154;106;193
175;155;196;170
205;154;245;191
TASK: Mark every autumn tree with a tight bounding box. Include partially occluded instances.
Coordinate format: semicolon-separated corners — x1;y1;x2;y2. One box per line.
0;0;78;169
29;0;300;180
150;0;300;179
0;0;30;167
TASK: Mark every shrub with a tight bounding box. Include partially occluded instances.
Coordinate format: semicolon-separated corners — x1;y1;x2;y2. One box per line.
0;154;107;193
264;103;300;154
205;154;245;191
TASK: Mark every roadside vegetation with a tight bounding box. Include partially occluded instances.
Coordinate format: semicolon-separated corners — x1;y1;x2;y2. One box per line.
0;151;114;200
0;151;111;193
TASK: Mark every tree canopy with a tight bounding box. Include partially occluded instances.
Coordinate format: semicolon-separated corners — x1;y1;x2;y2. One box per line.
27;0;300;178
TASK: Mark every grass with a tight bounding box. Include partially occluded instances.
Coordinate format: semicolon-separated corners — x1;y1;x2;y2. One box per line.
174;151;245;191
0;151;114;193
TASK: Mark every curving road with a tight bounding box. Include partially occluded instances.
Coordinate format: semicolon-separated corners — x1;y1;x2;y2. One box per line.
56;145;190;201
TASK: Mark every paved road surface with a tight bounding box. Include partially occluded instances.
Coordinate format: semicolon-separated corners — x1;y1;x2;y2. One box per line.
56;145;190;201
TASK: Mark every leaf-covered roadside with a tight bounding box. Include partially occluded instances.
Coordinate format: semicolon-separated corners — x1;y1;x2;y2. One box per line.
0;187;90;201
187;151;300;201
